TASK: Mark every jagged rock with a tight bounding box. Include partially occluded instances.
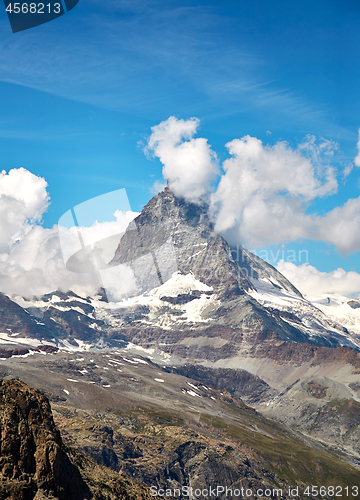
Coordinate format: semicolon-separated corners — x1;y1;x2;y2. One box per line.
164;364;276;403
0;378;150;500
0;293;50;340
111;187;254;296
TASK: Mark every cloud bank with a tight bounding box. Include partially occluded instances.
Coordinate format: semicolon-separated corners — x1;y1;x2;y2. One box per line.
0;168;49;253
277;260;360;299
211;134;337;248
147;117;360;256
0;168;138;298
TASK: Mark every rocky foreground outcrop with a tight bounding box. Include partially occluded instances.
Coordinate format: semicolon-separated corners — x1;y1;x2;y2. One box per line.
0;378;150;500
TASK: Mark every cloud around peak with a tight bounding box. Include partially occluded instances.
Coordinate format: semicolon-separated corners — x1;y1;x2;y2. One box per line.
211;134;338;248
145;116;219;203
0;168;139;298
146;116;360;256
277;260;360;299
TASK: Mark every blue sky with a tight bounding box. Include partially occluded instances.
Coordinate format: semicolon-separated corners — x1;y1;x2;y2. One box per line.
0;0;360;275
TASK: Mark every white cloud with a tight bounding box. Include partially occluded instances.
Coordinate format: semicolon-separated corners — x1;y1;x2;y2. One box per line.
0;168;49;253
317;198;360;254
0;225;99;298
210;134;338;248
145;116;218;203
0;168;139;298
354;129;360;167
150;179;167;196
146;117;360;255
100;264;137;302
0;213;140;298
277;260;360;298
342;163;353;179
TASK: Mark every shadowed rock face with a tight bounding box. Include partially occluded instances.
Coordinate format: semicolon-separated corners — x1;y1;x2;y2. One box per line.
0;293;51;340
163;364;276;403
111;187;254;297
348;300;360;309
0;378;91;499
0;378;151;500
0;291;106;345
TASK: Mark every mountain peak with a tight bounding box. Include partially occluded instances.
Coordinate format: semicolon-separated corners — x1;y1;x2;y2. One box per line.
138;187;211;228
111;188;253;297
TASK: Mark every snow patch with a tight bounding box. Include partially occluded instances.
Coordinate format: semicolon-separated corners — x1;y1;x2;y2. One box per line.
132;357;148;364
123;357;138;364
187;390;201;397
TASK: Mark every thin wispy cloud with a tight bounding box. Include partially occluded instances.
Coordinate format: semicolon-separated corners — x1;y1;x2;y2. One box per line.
0;0;338;132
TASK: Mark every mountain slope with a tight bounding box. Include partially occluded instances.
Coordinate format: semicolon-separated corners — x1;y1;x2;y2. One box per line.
1;355;360;496
1;188;360;471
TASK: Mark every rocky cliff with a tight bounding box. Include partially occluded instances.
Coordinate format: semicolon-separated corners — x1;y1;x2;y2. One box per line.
0;378;150;500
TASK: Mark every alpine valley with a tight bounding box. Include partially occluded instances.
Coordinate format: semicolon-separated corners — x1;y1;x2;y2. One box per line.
0;188;360;499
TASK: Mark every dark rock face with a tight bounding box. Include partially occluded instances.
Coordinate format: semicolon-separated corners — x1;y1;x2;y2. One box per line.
41;291;90;304
0;378;91;499
255;343;360;367
160;290;204;305
0;379;151;500
0;290;106;346
82;425;119;470
348;300;360;309
164;365;276;403
0;345;58;359
0;293;50;340
111;187;253;297
0;289;103;348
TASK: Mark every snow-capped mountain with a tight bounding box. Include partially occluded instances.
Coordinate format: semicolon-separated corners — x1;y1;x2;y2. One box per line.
2;188;360;465
0;185;359;374
1;187;359;357
248;279;360;349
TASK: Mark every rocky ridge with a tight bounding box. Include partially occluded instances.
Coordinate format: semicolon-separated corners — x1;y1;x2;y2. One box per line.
0;378;150;500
